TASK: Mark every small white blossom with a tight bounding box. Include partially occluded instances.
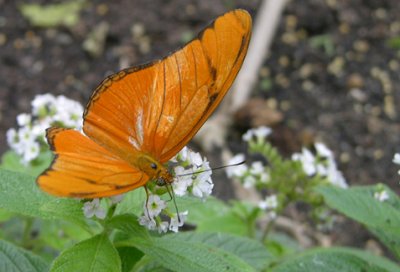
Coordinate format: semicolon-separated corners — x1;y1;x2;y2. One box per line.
242;126;272;142
326;160;348;188
169;211;188;232
138;214;157;230
31;94;57;115
83;199;106;219
188;151;204;167
374;190;389;202
260;172;270;183
293;148;317;176
191;169;214;199
393;153;400;165
157;221;169;233
6;128;18;149
173;166;193;196
243;175;256;189
110;194;125;204
315;142;333;158
17;113;31;126
145;194;166;217
226;154;248;178
22;141;40;164
250;161;264;175
259;195;278;210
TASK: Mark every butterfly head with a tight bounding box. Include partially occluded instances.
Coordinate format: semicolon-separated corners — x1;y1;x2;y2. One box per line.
136;154;174;186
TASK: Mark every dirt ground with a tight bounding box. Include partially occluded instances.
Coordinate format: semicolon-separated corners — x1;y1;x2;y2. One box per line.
0;0;399;251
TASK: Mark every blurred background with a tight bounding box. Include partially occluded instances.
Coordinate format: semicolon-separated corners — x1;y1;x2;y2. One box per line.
0;0;399;230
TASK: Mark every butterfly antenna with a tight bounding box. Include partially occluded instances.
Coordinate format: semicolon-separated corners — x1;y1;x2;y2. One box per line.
176;160;246;178
165;184;181;223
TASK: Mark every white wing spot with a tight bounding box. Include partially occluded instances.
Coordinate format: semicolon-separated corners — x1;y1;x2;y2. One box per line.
136;110;144;145
166;115;174;123
129;136;140;149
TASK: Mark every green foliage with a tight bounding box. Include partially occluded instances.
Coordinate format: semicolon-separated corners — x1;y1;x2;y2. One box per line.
50;233;121;272
271;247;400;272
0;239;49;272
19;0;85;28
1;128;400;271
0;150;52;177
0;169;84;225
316;185;400;258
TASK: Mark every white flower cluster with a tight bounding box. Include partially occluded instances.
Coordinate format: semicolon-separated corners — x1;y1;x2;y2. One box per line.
242;126;272;143
226;154;269;188
292;143;348;189
139;147;213;233
172;146;214;199
258;194;278;219
6;94;83;164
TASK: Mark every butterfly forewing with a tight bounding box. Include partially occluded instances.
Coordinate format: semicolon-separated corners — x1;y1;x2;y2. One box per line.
83;9;252;164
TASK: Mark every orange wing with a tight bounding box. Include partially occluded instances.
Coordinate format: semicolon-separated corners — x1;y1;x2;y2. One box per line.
83;9;252;164
37;127;148;198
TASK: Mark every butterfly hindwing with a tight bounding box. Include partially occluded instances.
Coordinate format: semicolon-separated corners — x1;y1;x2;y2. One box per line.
37;127;149;198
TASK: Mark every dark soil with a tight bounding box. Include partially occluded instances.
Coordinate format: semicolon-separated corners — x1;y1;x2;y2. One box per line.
0;0;399;251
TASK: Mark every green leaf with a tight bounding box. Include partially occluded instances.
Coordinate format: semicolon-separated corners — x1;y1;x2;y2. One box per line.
107;214;150;239
117;247;144;272
111;214;255;272
0;150;52;177
316;185;400;258
271;247;400;272
0;169;84;225
0;239;49;272
172;232;273;270
115;189;147;216
50;233;121;272
19;0;84;28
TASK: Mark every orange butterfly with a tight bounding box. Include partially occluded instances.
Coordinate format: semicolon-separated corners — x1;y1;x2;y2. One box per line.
37;9;252;198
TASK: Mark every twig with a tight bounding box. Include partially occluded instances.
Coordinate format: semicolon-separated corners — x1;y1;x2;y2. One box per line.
195;0;288;152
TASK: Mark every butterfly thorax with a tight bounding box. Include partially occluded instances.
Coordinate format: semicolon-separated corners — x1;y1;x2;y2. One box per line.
135;154;174;185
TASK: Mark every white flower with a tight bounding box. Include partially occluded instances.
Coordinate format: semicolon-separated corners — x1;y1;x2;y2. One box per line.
6;128;18;149
250;161;264;175
191;168;214;199
31;94;57;115
110;194;125;204
174;146;189;162
18;126;36;145
293;148;317;176
242;126;272;142
169;211;188;232
226;154;248;178
22;141;40;164
374;190;389;202
326;159;348;188
243;175;256;188
82;199;106;219
393;153;400;165
138;214;156;230
173;166;193;196
145;194;166;217
17;113;31;126
157;221;169;233
315;142;333;159
259;195;278;210
188;151;204;167
260;172;270;183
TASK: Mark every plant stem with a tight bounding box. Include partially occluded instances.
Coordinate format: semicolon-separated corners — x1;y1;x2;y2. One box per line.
22;217;34;248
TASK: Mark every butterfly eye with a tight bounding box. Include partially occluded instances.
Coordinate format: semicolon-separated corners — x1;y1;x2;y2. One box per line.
150;163;157;170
